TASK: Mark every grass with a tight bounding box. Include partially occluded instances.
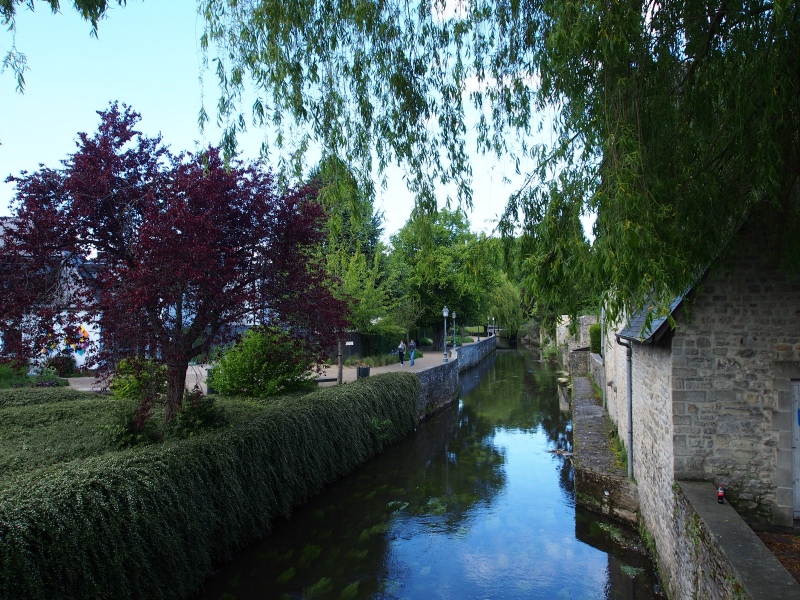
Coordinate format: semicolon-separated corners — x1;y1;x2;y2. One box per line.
343;350;424;368
606;415;629;472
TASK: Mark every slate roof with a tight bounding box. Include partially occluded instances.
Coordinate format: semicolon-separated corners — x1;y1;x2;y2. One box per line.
616;290;689;344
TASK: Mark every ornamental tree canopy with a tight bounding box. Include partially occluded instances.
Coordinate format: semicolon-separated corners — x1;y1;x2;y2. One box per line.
200;0;800;328
0;102;349;420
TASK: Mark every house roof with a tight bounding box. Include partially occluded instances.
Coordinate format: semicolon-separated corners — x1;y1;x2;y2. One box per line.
616;290;689;344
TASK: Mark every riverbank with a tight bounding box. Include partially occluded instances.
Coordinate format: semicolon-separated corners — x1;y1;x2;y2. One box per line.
67;340;486;393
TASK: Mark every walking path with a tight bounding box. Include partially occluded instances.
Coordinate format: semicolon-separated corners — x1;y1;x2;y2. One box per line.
67;345;465;392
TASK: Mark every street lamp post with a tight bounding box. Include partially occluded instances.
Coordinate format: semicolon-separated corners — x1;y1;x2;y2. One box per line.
487;315;490;337
442;306;449;363
452;311;457;348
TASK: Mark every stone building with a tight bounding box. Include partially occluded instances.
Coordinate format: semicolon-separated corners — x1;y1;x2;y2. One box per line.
602;219;799;592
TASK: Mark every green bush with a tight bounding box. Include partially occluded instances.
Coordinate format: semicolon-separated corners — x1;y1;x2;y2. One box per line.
542;344;560;365
589;323;602;354
0;397;119;479
45;355;76;377
167;388;227;439
358;328;405;356
0;361;26;382
0;387;91;408
109;358;167;402
107;358;168;447
0;372;420;599
208;327;315;397
420;337;433;346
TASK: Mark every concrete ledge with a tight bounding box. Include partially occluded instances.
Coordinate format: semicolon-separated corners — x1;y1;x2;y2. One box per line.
571;377;639;526
676;481;799;599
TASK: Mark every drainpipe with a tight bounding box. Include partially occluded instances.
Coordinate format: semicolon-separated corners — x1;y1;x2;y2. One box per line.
616;334;634;480
601;307;606;410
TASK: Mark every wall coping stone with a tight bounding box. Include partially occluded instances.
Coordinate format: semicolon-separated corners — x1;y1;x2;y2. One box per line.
678;481;799;599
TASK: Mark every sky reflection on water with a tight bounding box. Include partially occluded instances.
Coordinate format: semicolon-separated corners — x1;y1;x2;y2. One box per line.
196;350;660;599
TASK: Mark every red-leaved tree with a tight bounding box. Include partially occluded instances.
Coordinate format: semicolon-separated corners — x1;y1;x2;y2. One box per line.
0;102;349;420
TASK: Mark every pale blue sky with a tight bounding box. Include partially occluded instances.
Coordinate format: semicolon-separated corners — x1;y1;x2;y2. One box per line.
1;1;538;240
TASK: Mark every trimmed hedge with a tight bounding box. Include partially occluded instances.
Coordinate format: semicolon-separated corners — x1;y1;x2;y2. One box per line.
589;322;602;355
0;372;420;599
0;398;117;479
0;387;95;408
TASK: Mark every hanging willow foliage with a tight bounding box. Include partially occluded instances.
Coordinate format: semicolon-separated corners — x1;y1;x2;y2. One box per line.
0;373;420;599
199;0;799;332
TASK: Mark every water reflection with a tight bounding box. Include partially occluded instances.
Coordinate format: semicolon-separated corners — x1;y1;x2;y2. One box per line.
196;350;660;599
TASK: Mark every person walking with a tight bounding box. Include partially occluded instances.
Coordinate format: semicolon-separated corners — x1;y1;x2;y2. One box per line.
409;339;416;365
398;340;406;365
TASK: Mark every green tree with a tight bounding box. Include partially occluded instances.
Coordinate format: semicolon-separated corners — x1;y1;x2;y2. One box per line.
307;155;392;333
200;0;800;328
490;274;524;341
391;209;498;349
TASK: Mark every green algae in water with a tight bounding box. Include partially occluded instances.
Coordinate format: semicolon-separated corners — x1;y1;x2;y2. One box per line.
369;522;389;535
620;565;645;578
305;577;334;597
299;544;323;567
426;497;447;515
340;582;360;599
325;547;340;565
347;548;369;560
276;568;296;584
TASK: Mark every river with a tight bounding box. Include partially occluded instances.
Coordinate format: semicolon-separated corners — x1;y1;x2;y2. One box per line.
196;349;663;599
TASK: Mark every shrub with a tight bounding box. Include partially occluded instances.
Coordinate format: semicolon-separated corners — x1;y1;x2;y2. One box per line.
542;344;560;365
208;327;315;397
108;358;167;446
46;355;76;377
0;387;91;409
0;397;119;479
0;372;420;600
0;361;26;382
589;323;602;354
166;387;227;439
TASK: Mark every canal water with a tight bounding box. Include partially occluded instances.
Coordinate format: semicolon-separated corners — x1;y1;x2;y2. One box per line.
196;350;663;599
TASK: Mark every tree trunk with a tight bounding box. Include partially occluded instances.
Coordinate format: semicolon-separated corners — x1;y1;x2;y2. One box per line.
164;361;188;423
432;323;446;352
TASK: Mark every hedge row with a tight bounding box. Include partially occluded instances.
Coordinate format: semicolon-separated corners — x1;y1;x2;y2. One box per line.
0;372;420;599
0;387;95;408
0;398;117;480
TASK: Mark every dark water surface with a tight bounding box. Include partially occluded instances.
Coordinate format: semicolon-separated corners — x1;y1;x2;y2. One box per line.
197;350;662;599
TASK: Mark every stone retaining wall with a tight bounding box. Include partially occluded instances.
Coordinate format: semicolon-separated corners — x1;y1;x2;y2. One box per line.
416;337;496;420
670;481;799;600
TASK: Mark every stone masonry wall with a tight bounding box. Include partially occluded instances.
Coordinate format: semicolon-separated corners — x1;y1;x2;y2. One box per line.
557;315;598;366
604;320;629;450
672;221;800;526
416;359;459;420
456;337;496;371
416;337;497;420
630;342;677;590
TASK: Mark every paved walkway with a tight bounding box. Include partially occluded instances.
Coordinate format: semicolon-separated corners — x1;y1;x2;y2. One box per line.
68;345;465;392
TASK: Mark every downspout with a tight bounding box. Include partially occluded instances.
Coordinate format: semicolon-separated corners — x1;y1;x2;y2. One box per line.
601;307;606;410
616;334;634;480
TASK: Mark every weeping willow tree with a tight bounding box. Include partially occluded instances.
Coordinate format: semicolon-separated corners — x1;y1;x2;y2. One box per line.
199;0;800;328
